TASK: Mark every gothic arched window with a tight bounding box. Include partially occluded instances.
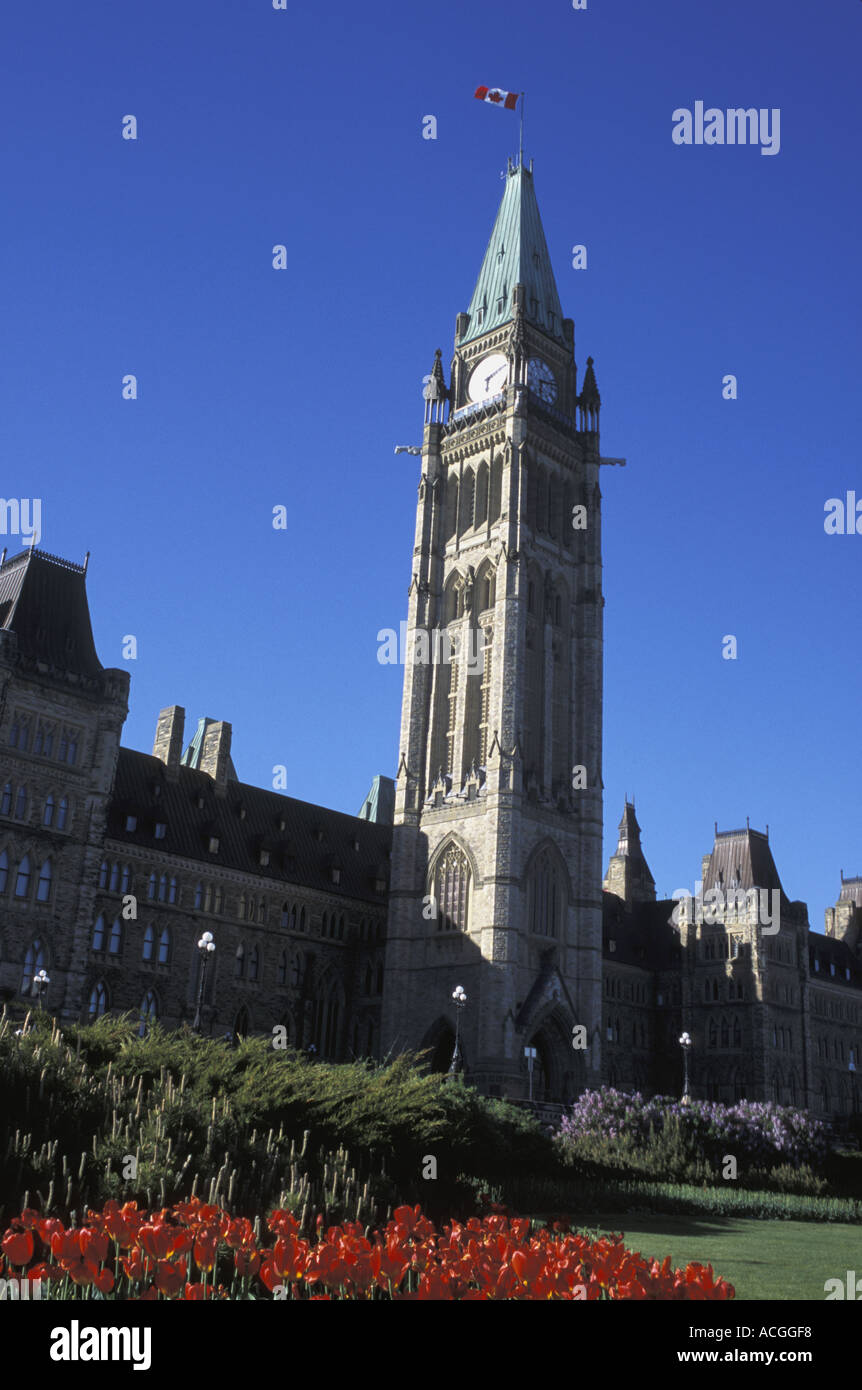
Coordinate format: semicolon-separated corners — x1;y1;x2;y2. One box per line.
433;844;471;932
36;859;52;902
15;855;31;898
88;981;108;1019
527;848;564;937
140;989;158;1022
21;939;44;996
158;926;171;965
142;924;155;961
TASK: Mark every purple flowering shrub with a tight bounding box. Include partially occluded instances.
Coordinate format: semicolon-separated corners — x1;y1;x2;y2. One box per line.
557;1088;832;1175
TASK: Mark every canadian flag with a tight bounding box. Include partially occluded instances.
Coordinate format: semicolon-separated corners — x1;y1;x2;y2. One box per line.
474;86;519;111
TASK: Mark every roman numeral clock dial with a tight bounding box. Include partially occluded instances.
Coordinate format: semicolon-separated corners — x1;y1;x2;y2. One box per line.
527;357;557;403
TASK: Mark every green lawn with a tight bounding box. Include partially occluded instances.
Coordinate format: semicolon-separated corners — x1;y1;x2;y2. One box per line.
579;1214;862;1300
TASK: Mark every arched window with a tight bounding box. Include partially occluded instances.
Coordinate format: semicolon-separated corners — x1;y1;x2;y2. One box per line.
0;849;8;892
475;462;489;528
142;924;155;961
234;1007;249;1038
195;883;204;910
14;786;28;820
290;905;298;932
720;1017;729;1048
248;946;259;982
376;963;384;994
88;981;108;1019
235;944;245;979
158;926;171;965
708;1019;718;1048
158;873;168;903
147;872;157;901
527;848;564;937
109;862;120;892
43;795;55;827
281;902;290;928
256;898;265;924
21;939;44;996
300;906;307;932
140;990;158;1022
108;919;122;955
15;855;31;898
732;1016;741;1048
0;783;11;815
120;864;130;893
339;915;346;940
459;468;476;535
57;797;68;830
433;844;471;932
36;859;52;902
291;953;302;989
365;965;372;994
277;951;288;986
321;912;328;938
168;877;178;905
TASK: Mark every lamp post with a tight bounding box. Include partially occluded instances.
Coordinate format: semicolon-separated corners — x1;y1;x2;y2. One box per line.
679;1031;692;1104
448;985;467;1075
193;931;216;1034
33;969;50;1011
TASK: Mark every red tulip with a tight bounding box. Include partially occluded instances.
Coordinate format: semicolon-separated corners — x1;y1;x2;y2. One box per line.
1;1229;34;1267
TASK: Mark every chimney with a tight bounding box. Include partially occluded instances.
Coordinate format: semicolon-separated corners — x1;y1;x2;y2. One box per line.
152;706;185;780
200;720;232;794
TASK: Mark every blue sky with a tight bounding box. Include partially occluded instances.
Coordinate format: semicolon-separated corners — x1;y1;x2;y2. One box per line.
2;0;860;922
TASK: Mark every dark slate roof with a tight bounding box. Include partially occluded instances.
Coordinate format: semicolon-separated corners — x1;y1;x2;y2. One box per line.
0;548;102;678
107;748;392;906
461;162;565;347
807;930;862;988
602;893;680;970
703;827;788;904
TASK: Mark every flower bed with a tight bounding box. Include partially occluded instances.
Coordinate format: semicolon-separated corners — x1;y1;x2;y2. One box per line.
558;1089;831;1171
0;1198;734;1300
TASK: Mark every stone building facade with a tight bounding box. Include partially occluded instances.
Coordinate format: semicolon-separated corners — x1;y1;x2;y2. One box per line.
1;158;859;1120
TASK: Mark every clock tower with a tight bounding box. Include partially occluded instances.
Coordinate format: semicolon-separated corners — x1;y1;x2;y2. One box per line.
380;156;606;1101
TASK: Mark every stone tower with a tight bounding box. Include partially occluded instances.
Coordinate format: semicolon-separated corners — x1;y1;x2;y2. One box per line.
603;801;656;907
380;158;607;1101
0;548;129;1020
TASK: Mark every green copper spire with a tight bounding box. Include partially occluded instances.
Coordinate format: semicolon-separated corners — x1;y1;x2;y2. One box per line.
461;160;565;347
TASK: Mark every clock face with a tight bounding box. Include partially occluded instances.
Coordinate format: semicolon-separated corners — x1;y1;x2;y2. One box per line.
467;352;508;403
527;357;557;403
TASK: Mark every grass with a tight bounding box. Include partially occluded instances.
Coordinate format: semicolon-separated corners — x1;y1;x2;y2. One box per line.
573;1213;862;1301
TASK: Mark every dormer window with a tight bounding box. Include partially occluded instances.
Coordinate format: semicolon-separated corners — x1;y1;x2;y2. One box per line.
154;822;166;840
208;836;219;854
125;816;137;832
814;957;820;972
197;794;205;809
830;962;836;976
238;804;246;820
260;849;270;868
332;866;341;886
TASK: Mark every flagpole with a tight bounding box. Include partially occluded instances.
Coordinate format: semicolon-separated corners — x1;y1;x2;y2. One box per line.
519;92;525;167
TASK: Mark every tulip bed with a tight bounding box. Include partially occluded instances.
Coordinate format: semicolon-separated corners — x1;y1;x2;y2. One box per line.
0;1198;734;1300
